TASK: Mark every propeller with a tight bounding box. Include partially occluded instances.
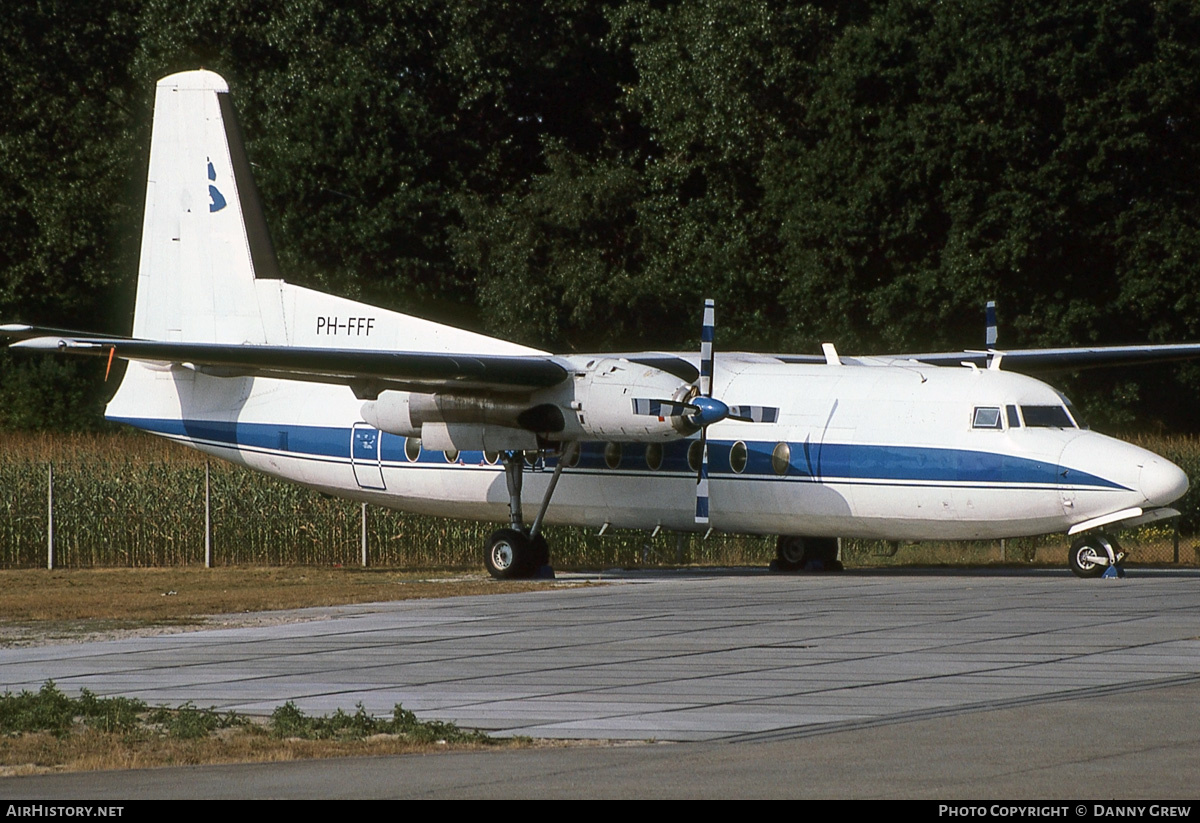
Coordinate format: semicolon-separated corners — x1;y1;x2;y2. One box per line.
695;299;716;525
631;299;780;525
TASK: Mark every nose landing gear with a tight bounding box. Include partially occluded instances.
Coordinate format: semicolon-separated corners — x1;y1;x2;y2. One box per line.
1068;533;1125;578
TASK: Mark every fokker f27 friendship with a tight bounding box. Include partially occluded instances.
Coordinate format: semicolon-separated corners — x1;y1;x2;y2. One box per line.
5;70;1196;578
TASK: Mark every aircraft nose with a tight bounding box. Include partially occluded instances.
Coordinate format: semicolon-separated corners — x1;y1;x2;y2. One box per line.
1140;456;1189;508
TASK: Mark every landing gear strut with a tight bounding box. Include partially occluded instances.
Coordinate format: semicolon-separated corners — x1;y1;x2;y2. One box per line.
484;445;573;580
1069;532;1125;578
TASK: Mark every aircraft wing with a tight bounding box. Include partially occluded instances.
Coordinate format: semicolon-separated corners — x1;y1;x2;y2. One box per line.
776;343;1200;371
12;324;1200;390
895;344;1200;372
1;325;568;394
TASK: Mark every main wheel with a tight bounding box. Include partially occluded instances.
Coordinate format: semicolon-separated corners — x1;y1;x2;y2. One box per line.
1069;535;1111;578
485;529;535;579
806;537;842;570
774;536;807;571
529;532;550;569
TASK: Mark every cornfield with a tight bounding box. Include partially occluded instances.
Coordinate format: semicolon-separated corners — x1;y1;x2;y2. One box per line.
0;430;1195;569
0;431;775;568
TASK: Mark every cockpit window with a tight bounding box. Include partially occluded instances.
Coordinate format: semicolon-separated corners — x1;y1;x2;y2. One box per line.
972;407;1002;429
1021;405;1075;428
1061;395;1086;429
1006;405;1021;428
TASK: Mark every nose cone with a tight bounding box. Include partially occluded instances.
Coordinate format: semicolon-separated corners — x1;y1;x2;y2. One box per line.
1140;455;1189;507
1059;433;1188;510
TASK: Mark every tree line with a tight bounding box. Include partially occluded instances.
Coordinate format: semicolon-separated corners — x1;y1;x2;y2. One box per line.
2;0;1199;431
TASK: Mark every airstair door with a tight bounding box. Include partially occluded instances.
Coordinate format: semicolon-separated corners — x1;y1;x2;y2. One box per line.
351;423;386;490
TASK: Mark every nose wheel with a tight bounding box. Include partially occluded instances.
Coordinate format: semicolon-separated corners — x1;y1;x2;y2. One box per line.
1069;533;1124;578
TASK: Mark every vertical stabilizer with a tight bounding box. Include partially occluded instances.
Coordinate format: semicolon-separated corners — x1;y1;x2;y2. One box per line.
132;70;281;344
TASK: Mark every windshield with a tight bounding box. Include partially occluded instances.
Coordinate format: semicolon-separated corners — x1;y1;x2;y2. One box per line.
1021;405;1076;428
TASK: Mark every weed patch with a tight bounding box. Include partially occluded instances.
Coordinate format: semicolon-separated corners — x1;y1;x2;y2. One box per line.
268;701;493;744
0;681;513;774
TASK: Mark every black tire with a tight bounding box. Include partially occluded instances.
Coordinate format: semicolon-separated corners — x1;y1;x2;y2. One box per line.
806;537;839;565
530;532;550;569
775;536;806;571
774;536;842;572
1069;535;1111;578
485;529;535;579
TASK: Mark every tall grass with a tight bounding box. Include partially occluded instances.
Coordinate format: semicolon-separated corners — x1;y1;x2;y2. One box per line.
0;431;1192;569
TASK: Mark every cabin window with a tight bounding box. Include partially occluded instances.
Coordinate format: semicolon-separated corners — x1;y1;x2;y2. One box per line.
604;442;623;469
645;443;663;471
687;440;703;474
484;450;499;465
444;449;459;463
972;407;1002;429
729;441;748;474
404;437;422;462
1021;405;1075;428
564;446;581;468
1006;405;1021;428
772;442;791;476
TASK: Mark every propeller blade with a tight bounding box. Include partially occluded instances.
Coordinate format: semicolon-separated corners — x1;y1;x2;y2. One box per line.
699;298;715;397
631;398;691;418
727;405;779;423
694;430;709;525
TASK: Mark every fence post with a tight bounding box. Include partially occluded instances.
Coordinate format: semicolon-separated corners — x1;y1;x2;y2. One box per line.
205;460;212;568
1174;521;1179;565
46;463;54;570
361;502;368;567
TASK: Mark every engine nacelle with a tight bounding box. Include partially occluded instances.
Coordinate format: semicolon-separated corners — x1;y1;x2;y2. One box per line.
359;357;699;448
554;356;695;442
361;391;546;436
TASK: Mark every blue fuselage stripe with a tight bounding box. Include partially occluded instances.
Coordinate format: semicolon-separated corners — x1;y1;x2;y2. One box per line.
108;417;1128;490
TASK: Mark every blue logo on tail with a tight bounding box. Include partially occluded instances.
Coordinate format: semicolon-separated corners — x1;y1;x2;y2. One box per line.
207;159;227;212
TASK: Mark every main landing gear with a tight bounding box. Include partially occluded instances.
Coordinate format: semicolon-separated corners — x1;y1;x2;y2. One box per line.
1069;532;1126;578
770;536;843;572
484;446;572;580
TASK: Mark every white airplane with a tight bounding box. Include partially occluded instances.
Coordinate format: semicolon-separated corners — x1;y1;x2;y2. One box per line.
5;70;1196;579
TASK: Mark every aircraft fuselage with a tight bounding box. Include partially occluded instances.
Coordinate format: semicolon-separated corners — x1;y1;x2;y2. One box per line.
106;354;1185;543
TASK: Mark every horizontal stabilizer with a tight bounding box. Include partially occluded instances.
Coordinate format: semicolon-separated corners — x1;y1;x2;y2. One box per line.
1;324;125;341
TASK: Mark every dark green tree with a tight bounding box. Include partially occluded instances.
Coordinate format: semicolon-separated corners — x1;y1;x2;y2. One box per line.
4;0;1200;430
768;0;1200;427
0;0;142;428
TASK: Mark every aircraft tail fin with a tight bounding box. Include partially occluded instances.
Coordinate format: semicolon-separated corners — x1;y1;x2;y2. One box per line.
132;70;281;344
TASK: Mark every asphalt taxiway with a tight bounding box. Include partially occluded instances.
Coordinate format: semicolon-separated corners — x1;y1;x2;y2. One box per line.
3;568;1199;798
